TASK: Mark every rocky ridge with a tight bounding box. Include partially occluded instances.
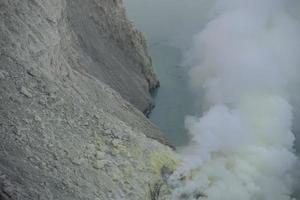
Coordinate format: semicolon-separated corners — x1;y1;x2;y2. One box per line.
65;0;160;115
0;0;177;199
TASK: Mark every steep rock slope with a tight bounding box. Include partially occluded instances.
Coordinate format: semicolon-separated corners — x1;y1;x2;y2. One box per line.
0;0;176;199
65;0;159;114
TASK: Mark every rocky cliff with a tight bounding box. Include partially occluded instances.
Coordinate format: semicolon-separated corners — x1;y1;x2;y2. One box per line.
0;0;177;199
65;0;160;115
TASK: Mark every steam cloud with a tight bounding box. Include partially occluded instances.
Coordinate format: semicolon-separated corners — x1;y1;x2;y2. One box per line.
170;0;300;199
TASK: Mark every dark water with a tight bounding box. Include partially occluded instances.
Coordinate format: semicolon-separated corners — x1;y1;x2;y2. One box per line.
147;42;195;146
123;0;211;147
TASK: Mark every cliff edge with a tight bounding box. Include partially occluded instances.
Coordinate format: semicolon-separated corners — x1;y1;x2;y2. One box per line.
0;0;177;199
66;0;159;115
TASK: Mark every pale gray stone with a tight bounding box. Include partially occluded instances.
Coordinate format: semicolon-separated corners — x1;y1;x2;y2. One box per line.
0;70;8;80
0;0;175;200
20;87;33;98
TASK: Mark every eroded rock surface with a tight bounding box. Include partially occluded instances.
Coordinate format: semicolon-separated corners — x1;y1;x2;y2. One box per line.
0;0;176;199
65;0;159;114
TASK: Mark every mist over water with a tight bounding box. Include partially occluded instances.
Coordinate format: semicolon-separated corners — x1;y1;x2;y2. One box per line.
170;0;300;199
124;0;215;146
125;0;300;199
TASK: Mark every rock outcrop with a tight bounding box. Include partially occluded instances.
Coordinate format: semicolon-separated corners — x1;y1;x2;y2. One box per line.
65;0;159;115
0;0;176;199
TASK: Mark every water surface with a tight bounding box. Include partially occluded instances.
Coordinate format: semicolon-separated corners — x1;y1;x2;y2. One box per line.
124;0;212;146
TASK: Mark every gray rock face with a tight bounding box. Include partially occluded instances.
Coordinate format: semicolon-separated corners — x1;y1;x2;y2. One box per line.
65;0;159;114
0;0;176;199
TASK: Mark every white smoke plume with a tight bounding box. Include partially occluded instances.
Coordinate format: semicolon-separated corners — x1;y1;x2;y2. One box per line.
170;0;300;199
